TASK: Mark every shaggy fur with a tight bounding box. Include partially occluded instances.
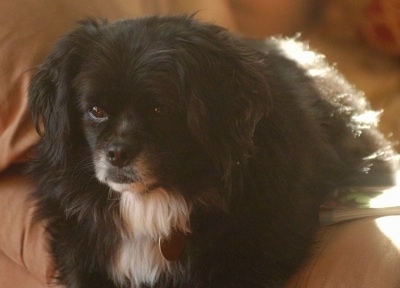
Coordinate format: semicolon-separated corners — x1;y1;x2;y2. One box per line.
28;15;396;288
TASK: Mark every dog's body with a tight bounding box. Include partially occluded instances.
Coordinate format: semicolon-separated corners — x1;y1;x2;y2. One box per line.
28;16;395;288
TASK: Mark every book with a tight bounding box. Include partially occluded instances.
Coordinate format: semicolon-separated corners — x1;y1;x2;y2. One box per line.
320;185;400;225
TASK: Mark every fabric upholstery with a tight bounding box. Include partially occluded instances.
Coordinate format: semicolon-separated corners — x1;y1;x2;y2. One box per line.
1;1;399;287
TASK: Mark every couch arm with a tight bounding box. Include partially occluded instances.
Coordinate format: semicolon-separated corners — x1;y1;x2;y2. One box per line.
0;167;55;288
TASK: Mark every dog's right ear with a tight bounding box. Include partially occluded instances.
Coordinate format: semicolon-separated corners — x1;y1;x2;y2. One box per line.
29;19;102;166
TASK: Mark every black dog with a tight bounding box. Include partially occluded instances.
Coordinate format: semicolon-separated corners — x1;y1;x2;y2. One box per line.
28;15;396;288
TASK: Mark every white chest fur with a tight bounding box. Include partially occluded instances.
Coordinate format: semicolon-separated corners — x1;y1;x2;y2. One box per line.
110;188;191;287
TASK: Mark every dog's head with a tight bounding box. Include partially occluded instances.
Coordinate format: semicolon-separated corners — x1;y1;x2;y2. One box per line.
29;16;270;197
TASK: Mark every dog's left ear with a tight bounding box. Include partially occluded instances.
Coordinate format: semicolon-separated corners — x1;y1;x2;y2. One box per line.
29;19;102;167
180;26;271;183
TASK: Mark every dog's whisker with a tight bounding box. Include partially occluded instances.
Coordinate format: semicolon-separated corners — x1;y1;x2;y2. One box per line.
69;156;94;178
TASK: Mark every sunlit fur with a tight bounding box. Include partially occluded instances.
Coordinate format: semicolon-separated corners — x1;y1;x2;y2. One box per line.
28;15;396;288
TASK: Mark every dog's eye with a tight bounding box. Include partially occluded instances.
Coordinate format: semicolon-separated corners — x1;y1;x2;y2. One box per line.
153;107;162;115
152;106;168;117
88;106;109;121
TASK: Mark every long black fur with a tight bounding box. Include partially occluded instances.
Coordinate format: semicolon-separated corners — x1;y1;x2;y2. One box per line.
28;15;396;288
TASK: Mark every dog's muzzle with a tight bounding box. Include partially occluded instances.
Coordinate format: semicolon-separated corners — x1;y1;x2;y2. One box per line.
106;142;140;168
94;142;158;193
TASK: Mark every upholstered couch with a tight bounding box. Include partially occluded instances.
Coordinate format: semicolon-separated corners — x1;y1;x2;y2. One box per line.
1;1;399;287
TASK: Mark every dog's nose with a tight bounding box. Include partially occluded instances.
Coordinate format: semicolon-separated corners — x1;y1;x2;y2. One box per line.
106;143;135;168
